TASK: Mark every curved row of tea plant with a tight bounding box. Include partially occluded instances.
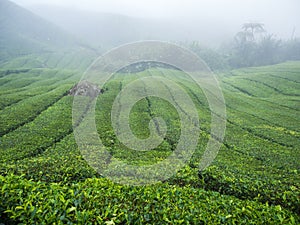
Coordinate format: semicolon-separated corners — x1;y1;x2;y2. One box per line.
0;96;74;163
0;61;299;224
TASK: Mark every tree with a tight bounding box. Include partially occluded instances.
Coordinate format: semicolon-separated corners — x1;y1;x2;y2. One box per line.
242;23;266;42
283;38;300;60
230;24;264;67
256;34;282;65
188;41;229;71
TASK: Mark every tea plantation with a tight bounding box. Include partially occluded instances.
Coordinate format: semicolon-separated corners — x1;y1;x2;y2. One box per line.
0;60;299;224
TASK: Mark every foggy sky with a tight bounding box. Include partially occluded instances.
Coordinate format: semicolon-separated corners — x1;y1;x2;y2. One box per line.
10;0;300;39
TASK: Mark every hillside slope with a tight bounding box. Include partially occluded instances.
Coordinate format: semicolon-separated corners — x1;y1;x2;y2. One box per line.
0;0;94;66
0;61;299;223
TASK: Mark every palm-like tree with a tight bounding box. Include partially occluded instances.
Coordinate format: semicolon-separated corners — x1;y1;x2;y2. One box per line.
242;23;266;41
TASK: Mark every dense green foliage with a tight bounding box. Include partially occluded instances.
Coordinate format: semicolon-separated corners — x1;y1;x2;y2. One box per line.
187;24;300;71
1;174;297;224
226;24;300;68
0;61;299;224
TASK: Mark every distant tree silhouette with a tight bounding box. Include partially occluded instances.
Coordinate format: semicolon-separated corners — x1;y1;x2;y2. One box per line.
242;23;266;41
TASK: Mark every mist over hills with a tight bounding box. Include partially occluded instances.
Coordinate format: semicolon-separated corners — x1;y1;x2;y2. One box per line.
11;0;300;51
23;4;235;49
1;0;299;70
0;0;91;64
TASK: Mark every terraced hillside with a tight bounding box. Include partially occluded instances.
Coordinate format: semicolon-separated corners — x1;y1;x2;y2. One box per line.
0;61;299;224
